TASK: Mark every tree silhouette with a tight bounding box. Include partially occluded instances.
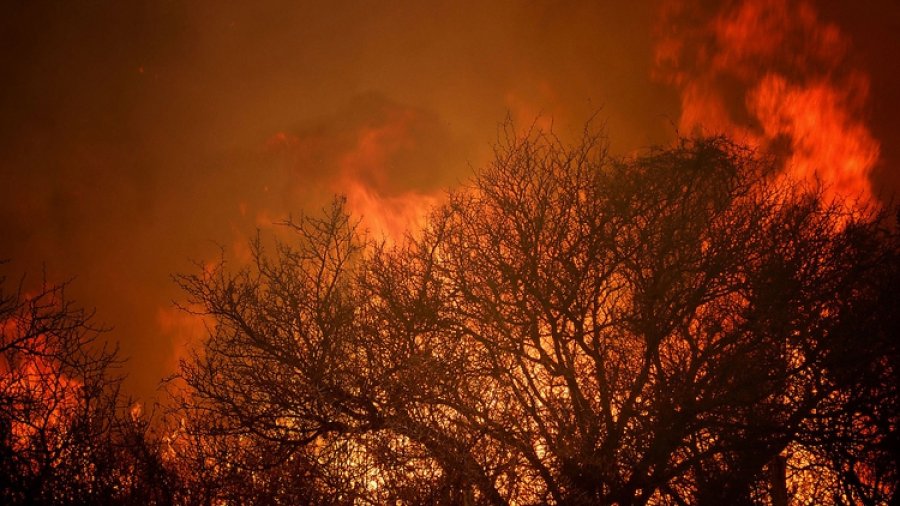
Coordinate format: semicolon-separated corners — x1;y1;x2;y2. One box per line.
0;270;176;505
175;128;898;505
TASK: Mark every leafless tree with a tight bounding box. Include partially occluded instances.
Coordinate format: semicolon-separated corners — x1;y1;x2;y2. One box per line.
175;127;898;505
0;268;176;505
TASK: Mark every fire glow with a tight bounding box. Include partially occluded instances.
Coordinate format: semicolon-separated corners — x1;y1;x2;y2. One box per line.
655;0;880;206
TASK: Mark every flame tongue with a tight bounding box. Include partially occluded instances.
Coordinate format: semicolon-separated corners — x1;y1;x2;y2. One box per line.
655;0;880;206
748;74;879;202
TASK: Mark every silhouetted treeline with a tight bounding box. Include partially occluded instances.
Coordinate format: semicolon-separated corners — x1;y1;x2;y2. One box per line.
2;128;898;505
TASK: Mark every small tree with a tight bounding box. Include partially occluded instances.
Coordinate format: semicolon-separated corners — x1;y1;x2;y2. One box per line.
176;128;898;505
0;269;175;505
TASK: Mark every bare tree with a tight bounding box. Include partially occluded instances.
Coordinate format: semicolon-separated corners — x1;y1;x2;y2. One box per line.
0;268;175;505
175;127;898;505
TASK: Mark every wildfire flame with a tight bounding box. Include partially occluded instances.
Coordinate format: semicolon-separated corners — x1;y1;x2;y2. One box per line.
265;102;446;243
1;308;82;451
334;110;441;242
655;0;880;206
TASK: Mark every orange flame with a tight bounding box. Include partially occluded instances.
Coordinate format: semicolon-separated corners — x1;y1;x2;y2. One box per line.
334;110;440;242
265;102;446;243
655;0;880;206
1;308;83;451
343;180;438;243
158;103;448;370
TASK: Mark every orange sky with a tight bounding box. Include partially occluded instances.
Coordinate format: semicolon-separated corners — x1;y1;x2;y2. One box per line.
2;0;898;401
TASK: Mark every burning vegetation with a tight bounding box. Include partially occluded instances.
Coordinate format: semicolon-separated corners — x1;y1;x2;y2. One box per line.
1;1;898;504
169;130;898;505
4;125;896;504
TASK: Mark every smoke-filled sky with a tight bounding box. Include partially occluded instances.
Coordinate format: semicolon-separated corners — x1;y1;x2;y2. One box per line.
2;0;899;400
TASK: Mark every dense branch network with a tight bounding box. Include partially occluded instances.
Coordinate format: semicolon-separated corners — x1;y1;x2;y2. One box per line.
173;129;898;505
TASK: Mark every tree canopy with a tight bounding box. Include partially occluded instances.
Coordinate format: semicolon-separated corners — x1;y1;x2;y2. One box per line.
2;128;896;505
172;129;899;505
